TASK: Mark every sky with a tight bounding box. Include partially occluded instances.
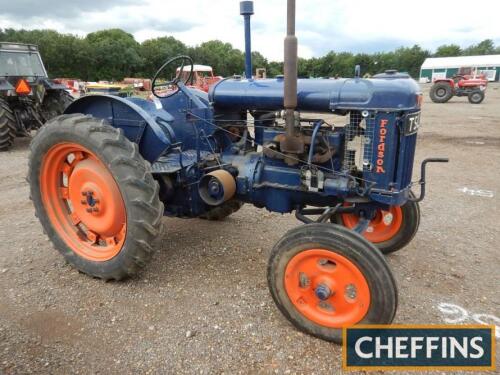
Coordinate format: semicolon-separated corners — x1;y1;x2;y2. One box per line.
0;0;499;61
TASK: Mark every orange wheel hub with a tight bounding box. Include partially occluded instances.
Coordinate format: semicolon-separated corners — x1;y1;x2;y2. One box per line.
284;249;370;327
40;143;126;261
341;206;403;243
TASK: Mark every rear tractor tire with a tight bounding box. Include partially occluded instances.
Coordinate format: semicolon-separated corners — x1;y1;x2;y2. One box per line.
332;195;420;254
28;114;164;280
267;223;398;343
0;99;17;151
429;82;453;103
42;90;74;121
468;90;485;104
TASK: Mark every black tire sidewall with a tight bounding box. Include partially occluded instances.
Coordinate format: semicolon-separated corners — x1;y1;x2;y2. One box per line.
430;83;453;103
29;115;162;279
268;223;398;343
468;91;485;104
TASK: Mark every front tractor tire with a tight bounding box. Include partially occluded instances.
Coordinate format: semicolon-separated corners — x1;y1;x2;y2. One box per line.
332;197;420;254
468;90;485;104
429;82;453;103
0;99;17;151
268;224;398;343
28;114;164;280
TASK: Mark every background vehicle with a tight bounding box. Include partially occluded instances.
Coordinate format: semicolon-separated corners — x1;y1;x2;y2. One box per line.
0;42;73;151
28;0;447;343
430;67;488;104
177;64;222;92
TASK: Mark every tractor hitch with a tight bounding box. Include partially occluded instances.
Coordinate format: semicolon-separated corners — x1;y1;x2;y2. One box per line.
409;158;449;203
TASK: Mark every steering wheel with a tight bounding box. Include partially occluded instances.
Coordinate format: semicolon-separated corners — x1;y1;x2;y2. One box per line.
152;55;194;99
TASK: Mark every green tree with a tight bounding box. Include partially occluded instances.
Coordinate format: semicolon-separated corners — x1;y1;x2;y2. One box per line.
434;44;462;57
139;36;187;78
85;29;142;81
392;45;430;78
463;39;495;55
190;40;244;77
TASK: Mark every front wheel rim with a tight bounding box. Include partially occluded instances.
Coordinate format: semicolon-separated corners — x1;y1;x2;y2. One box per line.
341;206;403;243
40;143;127;261
284;249;371;327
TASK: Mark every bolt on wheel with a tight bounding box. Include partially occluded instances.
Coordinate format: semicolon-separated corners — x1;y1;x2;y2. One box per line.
29;114;164;280
284;249;370;328
40;143;127;261
332;195;420;254
268;223;398;343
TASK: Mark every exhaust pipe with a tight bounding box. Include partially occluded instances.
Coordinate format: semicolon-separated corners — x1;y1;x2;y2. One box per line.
281;0;303;157
284;0;298;112
240;1;254;80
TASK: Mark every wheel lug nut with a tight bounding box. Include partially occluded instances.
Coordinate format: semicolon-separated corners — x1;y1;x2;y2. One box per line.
81;200;87;205
92;208;99;212
315;284;332;301
86;208;93;213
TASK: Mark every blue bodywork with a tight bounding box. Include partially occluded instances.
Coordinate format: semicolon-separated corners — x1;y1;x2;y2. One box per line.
65;74;422;218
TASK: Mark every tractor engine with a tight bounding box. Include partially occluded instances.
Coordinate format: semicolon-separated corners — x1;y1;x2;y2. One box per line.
206;75;422;212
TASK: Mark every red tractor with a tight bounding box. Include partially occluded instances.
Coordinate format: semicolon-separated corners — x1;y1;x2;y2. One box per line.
177;64;222;92
430;67;488;104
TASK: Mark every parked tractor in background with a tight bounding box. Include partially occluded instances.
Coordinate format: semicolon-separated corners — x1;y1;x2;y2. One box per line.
177;64;222;92
430;66;488;104
0;42;73;151
28;0;447;343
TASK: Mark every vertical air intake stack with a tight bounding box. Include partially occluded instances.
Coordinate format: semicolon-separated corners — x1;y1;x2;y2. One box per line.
240;1;254;79
280;0;304;161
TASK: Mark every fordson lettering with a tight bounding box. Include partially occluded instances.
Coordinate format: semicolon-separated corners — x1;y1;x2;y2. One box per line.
376;119;388;173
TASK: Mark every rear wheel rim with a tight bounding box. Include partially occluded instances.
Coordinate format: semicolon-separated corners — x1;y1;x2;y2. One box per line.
436;88;446;97
284;249;370;327
341;206;403;243
40;143;127;261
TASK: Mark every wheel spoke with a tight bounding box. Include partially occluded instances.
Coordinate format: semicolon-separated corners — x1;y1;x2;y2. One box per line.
86;230;98;244
62;162;72;176
70;212;81;225
104;236;116;246
60;187;69;199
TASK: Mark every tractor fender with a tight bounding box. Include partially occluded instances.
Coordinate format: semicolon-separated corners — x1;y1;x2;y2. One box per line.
432;79;454;88
42;79;68;91
64;94;174;163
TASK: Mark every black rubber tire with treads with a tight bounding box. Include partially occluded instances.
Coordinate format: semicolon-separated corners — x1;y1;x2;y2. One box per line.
28;114;164;280
199;200;243;220
468;90;485;104
267;223;398;343
42;90;74;121
429;82;453;103
0;99;17;151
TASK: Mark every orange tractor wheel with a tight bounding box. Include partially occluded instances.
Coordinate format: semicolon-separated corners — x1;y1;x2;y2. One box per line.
28;114;164;280
332;196;420;254
268;223;397;343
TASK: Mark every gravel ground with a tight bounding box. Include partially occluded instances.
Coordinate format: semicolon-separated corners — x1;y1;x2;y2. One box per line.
0;84;499;374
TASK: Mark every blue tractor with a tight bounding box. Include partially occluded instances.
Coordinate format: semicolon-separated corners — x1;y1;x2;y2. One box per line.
28;0;447;342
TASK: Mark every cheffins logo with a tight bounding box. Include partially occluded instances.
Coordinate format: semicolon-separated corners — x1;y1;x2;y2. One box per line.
343;325;495;371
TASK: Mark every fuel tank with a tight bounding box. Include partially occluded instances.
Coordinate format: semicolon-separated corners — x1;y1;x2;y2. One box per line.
209;75;421;112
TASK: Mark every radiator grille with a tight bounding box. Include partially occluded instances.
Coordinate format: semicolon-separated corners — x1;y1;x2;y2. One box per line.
343;111;376;173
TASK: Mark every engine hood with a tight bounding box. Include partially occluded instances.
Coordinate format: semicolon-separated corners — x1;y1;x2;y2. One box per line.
209;76;421;112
